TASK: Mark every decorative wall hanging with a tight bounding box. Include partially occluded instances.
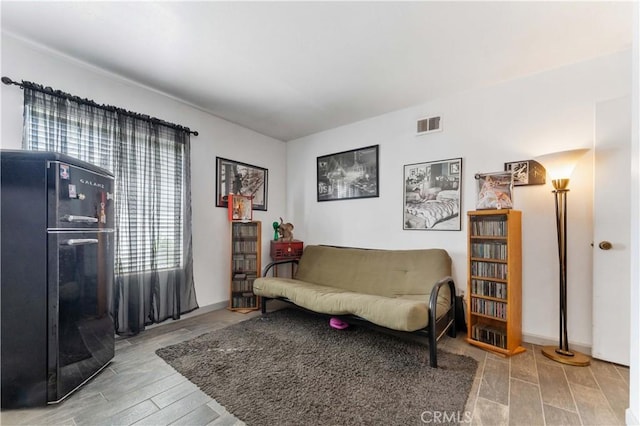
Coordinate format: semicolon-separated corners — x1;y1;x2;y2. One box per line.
504;160;546;186
475;171;514;210
403;158;462;230
317;145;379;202
216;157;268;211
227;194;253;221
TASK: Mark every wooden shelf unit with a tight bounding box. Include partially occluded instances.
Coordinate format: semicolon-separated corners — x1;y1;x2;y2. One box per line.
229;221;261;313
466;209;525;356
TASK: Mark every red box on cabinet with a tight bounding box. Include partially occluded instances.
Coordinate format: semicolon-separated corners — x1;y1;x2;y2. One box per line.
270;240;304;260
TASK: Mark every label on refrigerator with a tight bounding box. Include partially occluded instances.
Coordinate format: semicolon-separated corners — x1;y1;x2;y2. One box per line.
68;184;77;199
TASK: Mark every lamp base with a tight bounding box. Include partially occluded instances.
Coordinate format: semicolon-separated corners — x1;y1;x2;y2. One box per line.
541;345;591;366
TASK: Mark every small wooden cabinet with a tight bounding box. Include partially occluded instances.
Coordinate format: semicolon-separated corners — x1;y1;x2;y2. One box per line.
270;240;303;277
466;209;525;356
270;240;303;260
229;221;261;313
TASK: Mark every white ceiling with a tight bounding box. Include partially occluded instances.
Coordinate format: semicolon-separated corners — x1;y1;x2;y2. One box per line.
1;1;633;141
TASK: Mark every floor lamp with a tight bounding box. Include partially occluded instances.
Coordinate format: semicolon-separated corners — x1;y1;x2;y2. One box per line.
536;148;591;367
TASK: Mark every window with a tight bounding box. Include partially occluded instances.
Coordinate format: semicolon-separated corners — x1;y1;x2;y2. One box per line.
18;82;198;335
114;124;185;272
23;89;185;273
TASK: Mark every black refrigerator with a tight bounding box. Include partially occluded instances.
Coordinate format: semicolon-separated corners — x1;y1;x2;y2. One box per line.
1;150;115;408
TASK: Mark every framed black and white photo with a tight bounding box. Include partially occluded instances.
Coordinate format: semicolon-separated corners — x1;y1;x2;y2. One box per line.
317;145;379;202
403;158;462;230
216;157;268;211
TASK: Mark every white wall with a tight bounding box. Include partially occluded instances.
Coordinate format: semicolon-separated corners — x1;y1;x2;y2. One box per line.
287;50;631;349
2;33;634;357
1;34;288;309
627;2;640;424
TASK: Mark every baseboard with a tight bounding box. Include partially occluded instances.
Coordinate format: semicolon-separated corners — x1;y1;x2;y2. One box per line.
144;300;229;330
522;332;592;357
180;300;229;319
626;408;640;425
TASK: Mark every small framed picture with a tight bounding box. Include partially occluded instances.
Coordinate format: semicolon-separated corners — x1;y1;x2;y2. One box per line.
228;194;253;221
504;160;546;186
475;171;514;210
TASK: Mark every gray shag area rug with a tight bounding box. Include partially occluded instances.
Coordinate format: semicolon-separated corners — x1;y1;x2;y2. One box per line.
156;309;478;426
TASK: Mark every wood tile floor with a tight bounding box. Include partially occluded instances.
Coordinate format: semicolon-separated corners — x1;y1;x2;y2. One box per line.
1;304;630;425
441;335;629;425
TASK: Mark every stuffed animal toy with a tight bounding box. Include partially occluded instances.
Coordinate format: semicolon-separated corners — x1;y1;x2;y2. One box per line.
277;217;294;242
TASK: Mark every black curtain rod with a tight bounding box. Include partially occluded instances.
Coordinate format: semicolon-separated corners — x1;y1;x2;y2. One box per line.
1;76;199;136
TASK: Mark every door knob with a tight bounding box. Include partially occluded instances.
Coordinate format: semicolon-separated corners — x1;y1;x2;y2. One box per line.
598;241;613;250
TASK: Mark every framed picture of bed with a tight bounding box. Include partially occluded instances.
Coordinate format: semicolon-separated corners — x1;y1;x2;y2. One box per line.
403;157;462;230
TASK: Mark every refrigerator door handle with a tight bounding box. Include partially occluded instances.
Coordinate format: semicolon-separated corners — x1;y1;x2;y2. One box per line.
64;239;99;246
62;215;98;223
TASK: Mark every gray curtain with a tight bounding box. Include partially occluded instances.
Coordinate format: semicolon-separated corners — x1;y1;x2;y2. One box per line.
22;84;198;336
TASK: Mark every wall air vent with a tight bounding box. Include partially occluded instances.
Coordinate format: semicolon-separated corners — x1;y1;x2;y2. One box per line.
416;116;442;135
